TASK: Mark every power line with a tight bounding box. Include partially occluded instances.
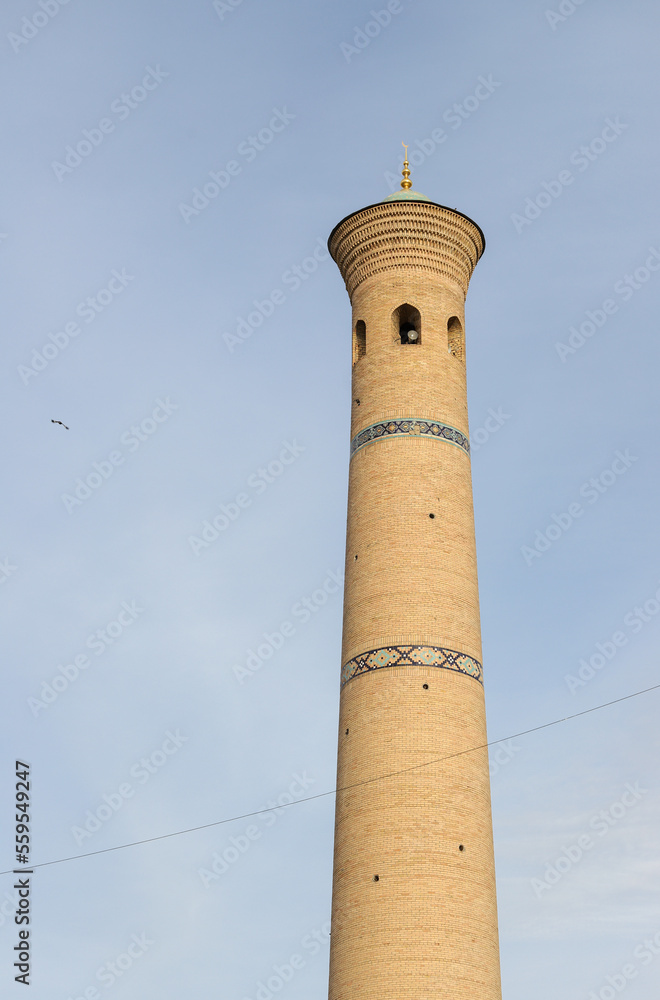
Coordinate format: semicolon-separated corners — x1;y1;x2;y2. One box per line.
3;681;658;877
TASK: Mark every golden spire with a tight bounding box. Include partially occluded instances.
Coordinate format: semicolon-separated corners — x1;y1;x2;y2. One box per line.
401;141;412;190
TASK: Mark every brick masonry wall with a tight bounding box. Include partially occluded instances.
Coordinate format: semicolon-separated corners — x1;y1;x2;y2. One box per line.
327;201;502;999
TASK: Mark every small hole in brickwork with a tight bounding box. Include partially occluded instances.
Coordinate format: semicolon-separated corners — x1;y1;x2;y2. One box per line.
459;845;465;852
345;728;349;735
373;875;379;882
423;683;429;690
354;554;358;560
429;513;435;519
354;398;360;405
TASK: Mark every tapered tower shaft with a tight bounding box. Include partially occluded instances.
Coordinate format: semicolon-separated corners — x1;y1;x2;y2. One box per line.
327;181;502;1000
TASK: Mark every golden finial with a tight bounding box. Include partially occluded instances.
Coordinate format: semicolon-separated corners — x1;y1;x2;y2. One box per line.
401;141;412;190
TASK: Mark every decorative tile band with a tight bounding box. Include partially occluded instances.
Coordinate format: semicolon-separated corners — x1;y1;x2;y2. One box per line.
350;418;470;458
341;644;483;687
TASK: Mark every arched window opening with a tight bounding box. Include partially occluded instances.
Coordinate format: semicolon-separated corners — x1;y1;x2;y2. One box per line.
393;303;421;345
447;316;464;361
353;320;366;364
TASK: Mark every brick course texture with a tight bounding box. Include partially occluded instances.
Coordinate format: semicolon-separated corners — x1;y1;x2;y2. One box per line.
326;198;502;1000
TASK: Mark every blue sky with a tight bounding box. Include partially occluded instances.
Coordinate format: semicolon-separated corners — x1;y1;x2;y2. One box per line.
1;1;659;997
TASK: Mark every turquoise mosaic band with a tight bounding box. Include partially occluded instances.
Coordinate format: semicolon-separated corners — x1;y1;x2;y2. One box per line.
350;418;470;458
341;644;483;687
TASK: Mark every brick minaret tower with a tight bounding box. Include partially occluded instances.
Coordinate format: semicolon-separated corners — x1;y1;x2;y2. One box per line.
326;152;502;1000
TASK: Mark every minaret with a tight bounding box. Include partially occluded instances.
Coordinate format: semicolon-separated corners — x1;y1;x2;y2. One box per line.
326;150;502;1000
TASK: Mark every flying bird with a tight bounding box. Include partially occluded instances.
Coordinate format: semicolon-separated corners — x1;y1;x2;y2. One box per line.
51;420;69;430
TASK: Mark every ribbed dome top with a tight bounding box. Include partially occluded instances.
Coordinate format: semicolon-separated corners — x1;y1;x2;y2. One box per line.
383;189;431;203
